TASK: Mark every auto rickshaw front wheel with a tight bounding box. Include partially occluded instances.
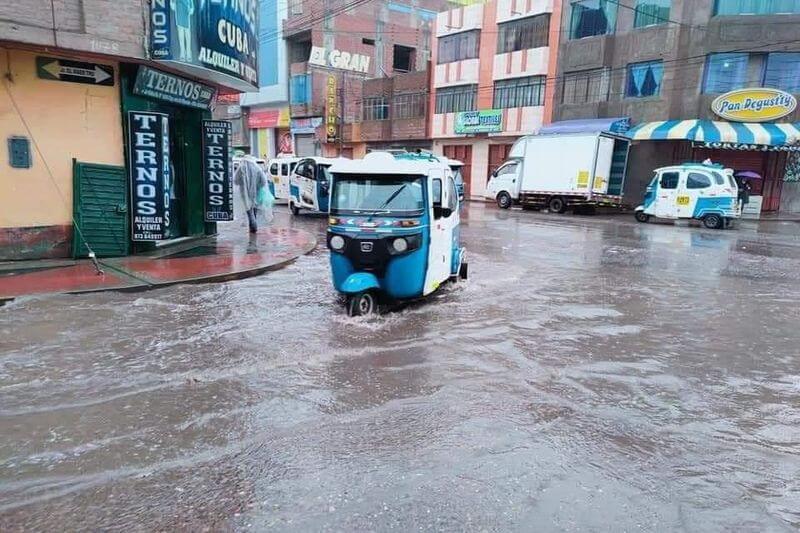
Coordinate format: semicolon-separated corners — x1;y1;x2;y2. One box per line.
634;211;650;223
347;291;377;317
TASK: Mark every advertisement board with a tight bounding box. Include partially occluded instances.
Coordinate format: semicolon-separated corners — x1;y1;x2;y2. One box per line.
326;75;338;143
455;110;503;134
202;121;234;222
128;112;170;241
712;88;797;123
150;0;259;89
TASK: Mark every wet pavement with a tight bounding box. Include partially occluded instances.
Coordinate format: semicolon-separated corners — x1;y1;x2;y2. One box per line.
2;204;800;531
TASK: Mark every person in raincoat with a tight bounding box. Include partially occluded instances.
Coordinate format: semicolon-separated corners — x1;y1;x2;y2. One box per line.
234;155;268;233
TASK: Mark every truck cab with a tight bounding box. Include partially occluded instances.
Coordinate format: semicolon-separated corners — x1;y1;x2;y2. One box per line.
486;158;522;209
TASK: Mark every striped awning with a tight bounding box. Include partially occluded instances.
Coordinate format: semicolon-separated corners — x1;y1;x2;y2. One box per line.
626;120;800;147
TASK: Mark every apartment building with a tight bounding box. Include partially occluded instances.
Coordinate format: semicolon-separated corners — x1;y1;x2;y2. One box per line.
283;0;454;157
553;0;800;214
430;0;562;199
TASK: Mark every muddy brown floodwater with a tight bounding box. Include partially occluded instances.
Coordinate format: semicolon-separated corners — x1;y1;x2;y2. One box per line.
1;205;800;532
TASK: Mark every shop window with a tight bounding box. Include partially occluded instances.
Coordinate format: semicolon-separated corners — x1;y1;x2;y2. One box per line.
561;68;610;104
290;74;312;104
570;0;618;39
626;60;663;98
437;30;480;64
634;0;670;27
435;85;478;114
363;96;389;121
496;14;550;54
393;93;426;119
660;172;679;189
393;45;416;72
764;52;800;93
715;0;800;15
687;173;712;189
702;53;748;93
493;76;546;108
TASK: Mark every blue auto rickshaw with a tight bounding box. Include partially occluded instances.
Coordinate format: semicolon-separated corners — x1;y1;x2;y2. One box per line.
326;152;468;316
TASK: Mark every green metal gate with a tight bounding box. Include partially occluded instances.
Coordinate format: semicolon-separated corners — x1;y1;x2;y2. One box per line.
72;160;129;258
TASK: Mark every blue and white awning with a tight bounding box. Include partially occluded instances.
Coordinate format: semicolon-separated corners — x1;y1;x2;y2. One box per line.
626;120;800;149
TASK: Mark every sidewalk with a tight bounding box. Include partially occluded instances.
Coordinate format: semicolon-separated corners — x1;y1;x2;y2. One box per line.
0;220;317;301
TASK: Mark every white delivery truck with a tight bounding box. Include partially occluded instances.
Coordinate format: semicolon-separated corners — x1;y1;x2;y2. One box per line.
486;132;630;213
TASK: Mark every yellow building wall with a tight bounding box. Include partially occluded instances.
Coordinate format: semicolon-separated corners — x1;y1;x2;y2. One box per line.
0;47;124;230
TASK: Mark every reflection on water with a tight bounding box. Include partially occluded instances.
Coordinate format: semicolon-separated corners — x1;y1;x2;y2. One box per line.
1;206;800;531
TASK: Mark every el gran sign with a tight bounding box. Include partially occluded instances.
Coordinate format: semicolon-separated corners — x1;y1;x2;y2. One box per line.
308;46;370;74
712;88;797;123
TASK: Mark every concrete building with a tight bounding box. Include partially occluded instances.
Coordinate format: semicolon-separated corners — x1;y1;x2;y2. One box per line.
283;0;453;157
430;0;563;200
0;1;258;261
552;0;800;214
240;0;293;159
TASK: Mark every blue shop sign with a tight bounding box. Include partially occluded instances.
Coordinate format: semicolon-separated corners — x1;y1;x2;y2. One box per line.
150;0;259;90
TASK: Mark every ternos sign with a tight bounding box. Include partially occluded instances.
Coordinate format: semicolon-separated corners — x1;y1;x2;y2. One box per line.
128;112;170;241
150;0;259;89
712;88;797;123
202;121;234;221
308;46;370;74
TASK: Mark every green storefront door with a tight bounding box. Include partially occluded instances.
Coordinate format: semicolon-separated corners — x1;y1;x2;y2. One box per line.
72;160;129;258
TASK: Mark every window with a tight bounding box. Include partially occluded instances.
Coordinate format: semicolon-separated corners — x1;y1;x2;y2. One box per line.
493;76;546;108
561;68;610;104
712;171;725;185
281;163;289;175
432;179;443;205
331;177;425;214
393;93;427;119
270;163;279;175
634;0;670;27
290;74;311;104
363;96;389;121
393;45;416;72
437;30;480;64
496;13;550;54
764;52;800;93
702;53;748;93
290;40;312;63
496;162;518;176
363;38;375;46
687;172;712;189
715;0;800;15
447;177;459;212
435;85;477;113
626;60;663;98
290;0;303;14
660;172;679;189
570;0;618;39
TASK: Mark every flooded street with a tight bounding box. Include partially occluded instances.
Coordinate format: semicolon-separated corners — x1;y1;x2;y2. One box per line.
2;205;800;531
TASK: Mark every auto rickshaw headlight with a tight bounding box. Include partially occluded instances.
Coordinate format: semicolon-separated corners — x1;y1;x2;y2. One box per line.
330;235;346;251
391;237;408;253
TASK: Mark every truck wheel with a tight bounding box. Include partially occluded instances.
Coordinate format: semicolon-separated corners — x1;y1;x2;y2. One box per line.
634;211;650;223
289;202;300;216
703;214;723;229
496;192;512;209
347;291;377;317
459;261;469;280
548;197;566;214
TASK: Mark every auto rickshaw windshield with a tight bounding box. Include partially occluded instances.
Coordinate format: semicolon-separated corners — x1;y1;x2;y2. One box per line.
331;175;425;215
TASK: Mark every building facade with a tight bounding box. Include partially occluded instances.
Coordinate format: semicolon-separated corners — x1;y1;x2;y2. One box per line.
283;0;452;157
1;1;258;261
430;0;563;199
239;0;293;159
553;0;800;213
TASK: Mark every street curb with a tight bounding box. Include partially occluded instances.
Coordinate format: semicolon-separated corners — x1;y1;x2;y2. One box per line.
0;233;318;304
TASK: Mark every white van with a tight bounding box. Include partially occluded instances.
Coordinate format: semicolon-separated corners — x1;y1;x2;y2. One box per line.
266;156;300;203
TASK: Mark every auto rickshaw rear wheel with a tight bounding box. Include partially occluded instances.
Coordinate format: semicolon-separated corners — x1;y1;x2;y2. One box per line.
703;214;723;229
347;291;377;317
459;261;469;280
289;202;300;216
634;211;650;223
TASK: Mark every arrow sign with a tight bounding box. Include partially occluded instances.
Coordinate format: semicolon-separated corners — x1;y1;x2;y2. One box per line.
36;57;114;87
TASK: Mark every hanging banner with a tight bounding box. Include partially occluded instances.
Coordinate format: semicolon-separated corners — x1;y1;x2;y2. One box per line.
149;0;259;90
128;111;170;241
326;75;338;143
133;66;216;110
202;120;234;221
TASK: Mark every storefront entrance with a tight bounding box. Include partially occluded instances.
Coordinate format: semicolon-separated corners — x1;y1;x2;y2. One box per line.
120;64;213;252
693;147;787;212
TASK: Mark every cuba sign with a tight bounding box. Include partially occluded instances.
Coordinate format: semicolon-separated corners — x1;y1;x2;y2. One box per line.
712;88;797;123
